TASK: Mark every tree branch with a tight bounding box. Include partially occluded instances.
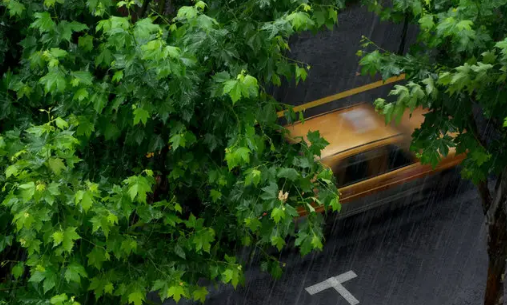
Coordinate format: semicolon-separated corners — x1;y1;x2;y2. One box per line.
487;168;507;225
397;14;409;56
479;181;493;215
469;109;494;214
139;0;152;19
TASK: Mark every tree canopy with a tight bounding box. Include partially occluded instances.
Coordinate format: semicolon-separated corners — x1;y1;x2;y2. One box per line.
0;0;343;304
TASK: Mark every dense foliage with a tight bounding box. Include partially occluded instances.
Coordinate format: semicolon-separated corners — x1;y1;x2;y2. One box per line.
358;0;507;303
0;0;344;304
359;0;507;182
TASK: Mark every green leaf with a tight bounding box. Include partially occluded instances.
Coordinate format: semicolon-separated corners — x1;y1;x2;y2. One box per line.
277;168;299;181
107;212;118;225
87;247;109;270
40;70;67;94
75;190;94;212
223;79;242;104
169;134;186;150
92;93;108;113
235;147;251;164
271;235;286;251
295;67;308;84
134;18;161;39
19;182;35;202
245;169;261;186
5;165;19;178
55;117;69;129
482;51;498;64
69;20;89;32
192;228;215;253
382;103;395;123
210;189;222;202
329;196;341;212
95;48;113;67
76;116;95;137
306;130;329;156
193;286;208;303
133;108;150;126
419;15;434;30
174;244;186;259
241;74;259;98
12;262;24;279
49;48;68;58
73;88;89;102
43;271;56;293
126;176;152;203
50;294;68;304
112;70;124;83
29;271;45;283
222;268;240;288
62;227;81;253
128;290;145;305
195;1;207;10
359;50;381;77
7;0;25;17
285;12;314;31
174;203;183;214
329;8;338;24
311;234;323;251
78;35;94;52
261;183;278;200
64;262;88;283
177;6;198;19
456;20;473;31
104;282;114;294
271;207;285;223
71;71;93;87
48;158;66;175
44;0;64;7
30;12;55;33
168;285;186;303
52;231;64;247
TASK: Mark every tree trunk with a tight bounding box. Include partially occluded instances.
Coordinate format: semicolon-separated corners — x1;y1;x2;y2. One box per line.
483;170;507;305
485;209;507;305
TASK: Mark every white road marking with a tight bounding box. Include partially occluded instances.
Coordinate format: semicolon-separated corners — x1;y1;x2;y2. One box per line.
305;270;359;305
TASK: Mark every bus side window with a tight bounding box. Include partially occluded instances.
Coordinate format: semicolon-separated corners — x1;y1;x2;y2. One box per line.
333;152;370;188
331;144;415;188
386;144;414;171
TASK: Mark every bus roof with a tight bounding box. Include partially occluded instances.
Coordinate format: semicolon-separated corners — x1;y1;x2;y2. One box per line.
285;103;426;160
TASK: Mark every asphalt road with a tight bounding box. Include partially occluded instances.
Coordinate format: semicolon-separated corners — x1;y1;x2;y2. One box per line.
198;175;487;305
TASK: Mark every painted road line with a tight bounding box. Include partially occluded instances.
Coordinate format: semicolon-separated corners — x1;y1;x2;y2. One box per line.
305;270;360;304
277;74;406;118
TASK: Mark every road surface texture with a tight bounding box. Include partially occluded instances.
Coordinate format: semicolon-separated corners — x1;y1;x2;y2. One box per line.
155;174;488;305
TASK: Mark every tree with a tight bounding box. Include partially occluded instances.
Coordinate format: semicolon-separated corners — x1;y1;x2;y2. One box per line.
358;0;507;304
0;0;343;304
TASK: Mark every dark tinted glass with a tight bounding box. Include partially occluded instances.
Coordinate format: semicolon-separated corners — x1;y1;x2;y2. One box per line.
386;144;413;171
333;144;415;188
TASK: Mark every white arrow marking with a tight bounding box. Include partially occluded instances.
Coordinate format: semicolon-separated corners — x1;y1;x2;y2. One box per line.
305;270;359;305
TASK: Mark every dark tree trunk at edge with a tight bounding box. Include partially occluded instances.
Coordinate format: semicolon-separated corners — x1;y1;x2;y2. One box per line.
485;208;507;305
482;171;507;305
